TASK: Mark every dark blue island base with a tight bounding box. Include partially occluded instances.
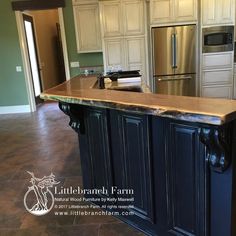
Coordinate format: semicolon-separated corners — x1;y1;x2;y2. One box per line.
59;102;236;236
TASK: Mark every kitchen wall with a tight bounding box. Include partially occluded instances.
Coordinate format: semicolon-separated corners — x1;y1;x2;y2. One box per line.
0;0;103;108
28;9;62;90
63;0;103;77
0;0;29;106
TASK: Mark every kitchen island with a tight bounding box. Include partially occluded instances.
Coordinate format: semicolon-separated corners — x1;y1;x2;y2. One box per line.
41;76;236;236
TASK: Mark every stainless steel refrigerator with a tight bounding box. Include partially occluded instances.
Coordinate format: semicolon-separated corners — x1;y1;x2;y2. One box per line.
152;25;196;96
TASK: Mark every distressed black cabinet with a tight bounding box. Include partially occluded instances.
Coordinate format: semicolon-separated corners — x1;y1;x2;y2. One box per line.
150;118;207;236
78;107;113;199
166;121;206;235
59;103;236;236
109;110;154;224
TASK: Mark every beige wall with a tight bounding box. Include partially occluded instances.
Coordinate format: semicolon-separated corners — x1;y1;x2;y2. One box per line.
28;9;61;91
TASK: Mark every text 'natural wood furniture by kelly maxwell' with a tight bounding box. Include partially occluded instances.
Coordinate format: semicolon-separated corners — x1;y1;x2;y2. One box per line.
41;76;236;236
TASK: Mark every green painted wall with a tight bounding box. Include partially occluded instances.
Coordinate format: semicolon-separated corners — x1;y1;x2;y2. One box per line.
63;0;103;77
0;0;29;106
0;0;103;107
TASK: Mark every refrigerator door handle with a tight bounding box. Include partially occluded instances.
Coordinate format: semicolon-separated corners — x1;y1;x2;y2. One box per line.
175;34;177;68
156;75;193;82
171;34;177;69
171;34;175;68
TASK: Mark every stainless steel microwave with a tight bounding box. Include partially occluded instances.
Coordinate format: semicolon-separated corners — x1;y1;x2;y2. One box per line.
202;26;234;53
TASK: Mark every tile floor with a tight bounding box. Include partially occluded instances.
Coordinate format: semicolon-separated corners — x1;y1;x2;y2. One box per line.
0;102;144;236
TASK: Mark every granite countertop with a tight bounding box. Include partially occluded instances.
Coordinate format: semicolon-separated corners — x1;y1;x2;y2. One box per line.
41;75;236;126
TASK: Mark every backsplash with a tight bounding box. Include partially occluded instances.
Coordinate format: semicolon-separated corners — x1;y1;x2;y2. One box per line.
79;65;104;76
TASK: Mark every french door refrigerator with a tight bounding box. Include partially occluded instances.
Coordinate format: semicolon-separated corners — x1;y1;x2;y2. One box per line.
152;25;196;96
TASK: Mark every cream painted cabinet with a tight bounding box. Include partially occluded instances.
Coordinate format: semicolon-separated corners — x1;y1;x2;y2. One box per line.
73;1;102;53
103;37;146;75
150;0;197;25
100;0;144;37
125;37;146;75
99;1;123;37
104;38;125;71
175;0;197;22
202;0;235;26
201;52;234;99
150;0;173;24
123;0;145;35
202;86;232;99
100;0;148;84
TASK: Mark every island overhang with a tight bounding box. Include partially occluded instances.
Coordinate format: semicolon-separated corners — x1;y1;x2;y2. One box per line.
41;76;236;126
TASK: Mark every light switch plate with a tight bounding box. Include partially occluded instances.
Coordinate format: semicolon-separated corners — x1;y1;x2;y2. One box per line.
70;61;80;68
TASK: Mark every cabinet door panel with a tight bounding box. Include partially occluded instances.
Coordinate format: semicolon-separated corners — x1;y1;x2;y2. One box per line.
220;0;235;24
100;1;122;37
202;0;217;25
167;122;206;236
80;108;113;198
104;38;125;71
110;111;154;223
123;0;144;35
125;37;146;77
150;0;173;24
73;4;101;52
202;0;234;25
175;0;197;22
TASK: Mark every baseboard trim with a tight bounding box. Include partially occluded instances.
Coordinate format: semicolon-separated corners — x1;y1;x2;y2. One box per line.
0;105;31;114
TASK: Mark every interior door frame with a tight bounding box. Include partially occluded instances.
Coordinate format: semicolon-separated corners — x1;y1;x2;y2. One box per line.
15;8;70;112
23;13;43;104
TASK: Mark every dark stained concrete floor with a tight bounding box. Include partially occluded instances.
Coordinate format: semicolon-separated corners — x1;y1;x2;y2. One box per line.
0;102;144;236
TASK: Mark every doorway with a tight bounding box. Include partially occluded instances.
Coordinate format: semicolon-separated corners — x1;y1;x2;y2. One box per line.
23;14;42;104
15;9;70;112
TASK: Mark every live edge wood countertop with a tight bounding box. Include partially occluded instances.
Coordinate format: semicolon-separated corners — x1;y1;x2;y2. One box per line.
41;75;236;126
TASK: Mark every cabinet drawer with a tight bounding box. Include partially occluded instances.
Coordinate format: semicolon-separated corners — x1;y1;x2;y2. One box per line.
202;86;232;99
202;53;233;69
202;69;233;85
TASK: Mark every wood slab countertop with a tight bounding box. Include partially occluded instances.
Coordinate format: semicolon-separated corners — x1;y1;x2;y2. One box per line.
41;76;236;126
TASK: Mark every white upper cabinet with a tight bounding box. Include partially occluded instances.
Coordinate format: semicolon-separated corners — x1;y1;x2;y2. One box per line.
202;0;235;26
73;1;102;53
175;0;197;22
201;0;217;26
220;0;235;24
150;0;197;25
99;1;123;37
150;0;174;24
100;0;145;37
123;0;144;35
